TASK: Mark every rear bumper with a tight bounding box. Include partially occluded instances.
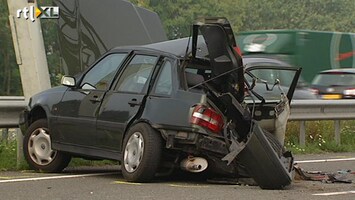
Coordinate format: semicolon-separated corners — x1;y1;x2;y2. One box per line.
155;122;294;189
156;126;228;155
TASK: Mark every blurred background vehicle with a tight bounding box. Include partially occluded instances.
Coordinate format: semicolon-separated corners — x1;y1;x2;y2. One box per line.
310;68;355;99
237;30;355;83
243;55;317;100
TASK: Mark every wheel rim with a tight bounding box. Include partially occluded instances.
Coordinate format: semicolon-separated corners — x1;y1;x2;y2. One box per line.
28;127;57;166
124;132;144;173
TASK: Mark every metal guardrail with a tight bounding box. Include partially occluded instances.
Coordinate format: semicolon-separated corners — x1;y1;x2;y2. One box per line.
290;99;355;146
290;99;355;120
0;96;26;128
1;97;355;146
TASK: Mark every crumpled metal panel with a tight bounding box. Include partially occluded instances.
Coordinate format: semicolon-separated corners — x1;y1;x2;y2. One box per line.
54;0;167;75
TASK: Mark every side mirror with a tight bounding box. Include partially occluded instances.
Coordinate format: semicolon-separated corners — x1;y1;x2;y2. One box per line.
61;76;76;87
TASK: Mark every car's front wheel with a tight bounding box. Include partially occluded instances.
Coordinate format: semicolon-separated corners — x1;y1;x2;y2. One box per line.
121;123;163;182
23;119;71;172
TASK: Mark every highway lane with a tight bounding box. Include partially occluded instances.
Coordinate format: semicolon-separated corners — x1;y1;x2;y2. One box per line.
0;153;355;200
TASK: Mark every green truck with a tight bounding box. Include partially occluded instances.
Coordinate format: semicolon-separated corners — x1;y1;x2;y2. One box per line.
236;30;355;83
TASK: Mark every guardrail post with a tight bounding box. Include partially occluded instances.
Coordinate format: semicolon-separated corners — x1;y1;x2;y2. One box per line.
1;128;8;143
299;121;306;147
334;120;341;145
16;128;24;169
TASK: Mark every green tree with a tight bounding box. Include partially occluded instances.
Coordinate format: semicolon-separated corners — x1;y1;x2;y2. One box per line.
0;0;22;95
38;0;62;86
241;0;355;32
1;0;355;96
132;0;247;39
132;0;355;35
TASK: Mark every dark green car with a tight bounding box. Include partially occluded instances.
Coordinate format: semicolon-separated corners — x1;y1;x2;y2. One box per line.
19;18;299;189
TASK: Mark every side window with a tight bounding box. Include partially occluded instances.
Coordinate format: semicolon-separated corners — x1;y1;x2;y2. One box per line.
154;61;173;95
115;55;157;93
80;53;127;90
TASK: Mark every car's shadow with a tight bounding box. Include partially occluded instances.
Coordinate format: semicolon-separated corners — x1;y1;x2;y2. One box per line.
62;164;256;186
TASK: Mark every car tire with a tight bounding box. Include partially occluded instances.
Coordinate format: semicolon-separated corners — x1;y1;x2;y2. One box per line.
23;119;71;172
121;123;163;182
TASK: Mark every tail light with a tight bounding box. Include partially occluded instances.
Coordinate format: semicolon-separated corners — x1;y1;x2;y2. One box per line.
190;105;224;134
344;88;355;96
309;88;319;95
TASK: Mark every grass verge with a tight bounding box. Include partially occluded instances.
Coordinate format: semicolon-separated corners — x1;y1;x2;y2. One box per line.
0;141;17;171
285;120;355;154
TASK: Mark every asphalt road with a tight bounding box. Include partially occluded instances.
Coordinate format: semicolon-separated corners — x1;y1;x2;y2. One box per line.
1;153;355;200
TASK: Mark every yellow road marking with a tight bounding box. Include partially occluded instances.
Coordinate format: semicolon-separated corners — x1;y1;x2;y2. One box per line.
114;181;143;185
169;184;208;188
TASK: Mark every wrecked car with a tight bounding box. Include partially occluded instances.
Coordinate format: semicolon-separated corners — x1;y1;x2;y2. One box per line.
19;18;299;189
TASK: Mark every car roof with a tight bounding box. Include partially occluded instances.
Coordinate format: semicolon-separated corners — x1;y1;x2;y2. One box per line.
144;36;208;57
111;36;208;58
319;68;355;74
110;45;295;69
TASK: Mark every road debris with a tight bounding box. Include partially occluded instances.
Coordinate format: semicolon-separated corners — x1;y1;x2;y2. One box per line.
294;164;352;184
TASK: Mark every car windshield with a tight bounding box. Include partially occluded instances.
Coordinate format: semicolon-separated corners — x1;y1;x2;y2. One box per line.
312;73;355;86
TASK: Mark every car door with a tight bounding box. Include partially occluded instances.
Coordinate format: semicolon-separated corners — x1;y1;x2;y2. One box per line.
52;53;128;147
245;66;302;102
95;54;159;151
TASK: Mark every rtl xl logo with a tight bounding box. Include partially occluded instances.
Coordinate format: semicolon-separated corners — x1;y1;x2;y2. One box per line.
17;6;59;22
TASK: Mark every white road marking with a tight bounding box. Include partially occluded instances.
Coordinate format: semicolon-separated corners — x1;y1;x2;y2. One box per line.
313;191;355;196
0;172;117;183
300;157;355;196
1;157;354;183
295;157;355;163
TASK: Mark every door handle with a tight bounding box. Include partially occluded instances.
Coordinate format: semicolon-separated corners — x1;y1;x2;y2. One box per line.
128;99;141;107
90;95;102;102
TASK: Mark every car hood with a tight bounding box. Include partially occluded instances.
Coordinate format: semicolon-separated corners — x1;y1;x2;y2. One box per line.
30;86;67;102
293;88;317;99
33;86;67;97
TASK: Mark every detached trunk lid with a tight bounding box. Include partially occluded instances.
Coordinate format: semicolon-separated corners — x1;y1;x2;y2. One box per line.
192;17;245;102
